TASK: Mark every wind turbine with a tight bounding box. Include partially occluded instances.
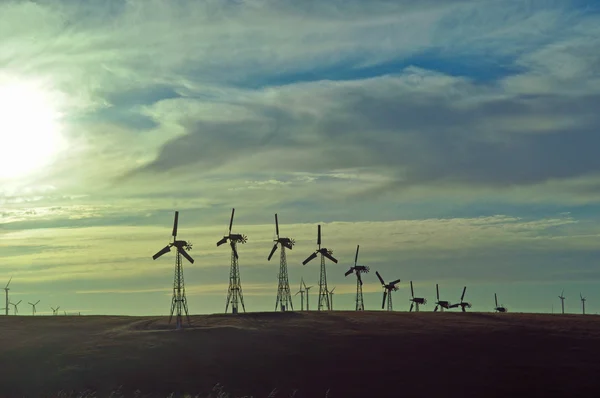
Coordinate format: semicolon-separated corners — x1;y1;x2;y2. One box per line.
328;287;336;310
433;284;451;312
408;281;427;312
494;293;507;313
376;271;400;311
152;211;194;329
580;293;586;315
3;277;12;316
10;300;21;315
304;281;314;311
51;306;60;316
217;208;247;314
28;300;40;316
302;225;338;311
344;245;370;311
558;290;566;314
294;278;306;311
450;286;472;312
268;213;295;312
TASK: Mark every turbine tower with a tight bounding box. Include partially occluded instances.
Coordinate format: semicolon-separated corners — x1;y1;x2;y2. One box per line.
408;281;427;312
558;290;566;314
376;271;400;311
10;300;21;315
433;284;451;312
580;293;586;315
268;213;295;312
450;286;472;312
302;225;338;311
294;278;306;310
152;211;194;329
217;208;247;314
28;300;40;316
494;293;507;313
4;277;12;316
344;245;370;311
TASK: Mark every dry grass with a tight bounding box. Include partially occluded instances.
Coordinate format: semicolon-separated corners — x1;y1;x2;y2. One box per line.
1;311;600;397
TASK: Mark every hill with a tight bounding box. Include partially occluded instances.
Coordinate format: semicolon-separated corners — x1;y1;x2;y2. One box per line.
1;311;599;397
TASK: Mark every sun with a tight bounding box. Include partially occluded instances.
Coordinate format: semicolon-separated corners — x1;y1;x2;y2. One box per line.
0;80;66;179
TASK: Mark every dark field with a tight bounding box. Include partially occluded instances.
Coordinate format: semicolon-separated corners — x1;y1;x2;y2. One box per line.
1;311;600;397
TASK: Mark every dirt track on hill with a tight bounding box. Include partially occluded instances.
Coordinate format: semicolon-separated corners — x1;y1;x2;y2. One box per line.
1;311;600;397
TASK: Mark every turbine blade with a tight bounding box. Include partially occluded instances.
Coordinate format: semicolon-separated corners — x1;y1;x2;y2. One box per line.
275;213;279;237
462;305;466;313
35;300;40;305
436;284;440;300
390;279;401;285
461;286;467;301
354;245;359;266
344;268;353;277
177;247;194;264
495;293;498;307
323;252;338;263
410;281;415;298
216;237;228;247
302;252;318;265
376;271;385;285
172;211;179;238
229;208;235;233
434;305;438;312
317;224;321;246
5;276;12;289
152;245;171;260
268;243;278;261
382;291;387;309
231;242;239;259
409;302;414;312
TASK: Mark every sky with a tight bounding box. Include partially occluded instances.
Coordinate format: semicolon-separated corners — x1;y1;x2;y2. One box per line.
1;0;600;316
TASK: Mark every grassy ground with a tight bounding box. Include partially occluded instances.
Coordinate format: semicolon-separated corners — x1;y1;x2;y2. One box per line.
1;311;600;397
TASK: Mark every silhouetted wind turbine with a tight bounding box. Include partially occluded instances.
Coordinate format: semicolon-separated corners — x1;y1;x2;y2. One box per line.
376;271;400;311
328;287;336;310
10;300;21;315
494;293;507;313
408;281;427;312
580;293;586;315
294;278;306;311
28;300;40;316
558;290;566;314
3;277;12;316
344;245;370;311
304;280;314;311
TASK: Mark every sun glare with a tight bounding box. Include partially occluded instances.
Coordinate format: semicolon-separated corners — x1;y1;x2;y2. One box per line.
0;79;66;179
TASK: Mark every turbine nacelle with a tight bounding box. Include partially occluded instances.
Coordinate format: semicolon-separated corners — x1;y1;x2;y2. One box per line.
436;300;451;308
276;237;295;249
411;297;427;305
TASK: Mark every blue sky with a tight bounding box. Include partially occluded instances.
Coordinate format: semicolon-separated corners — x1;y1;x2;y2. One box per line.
1;0;600;315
